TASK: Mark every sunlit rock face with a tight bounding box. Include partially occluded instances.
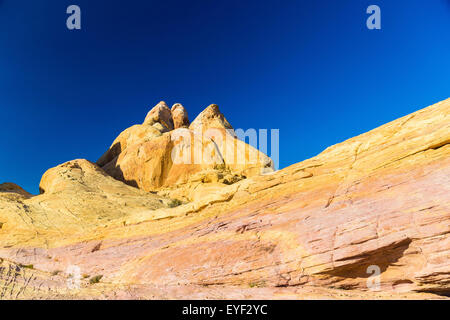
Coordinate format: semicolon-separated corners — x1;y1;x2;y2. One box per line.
0;183;31;197
171;103;190;129
143;101;174;131
96;102;273;194
0;98;449;299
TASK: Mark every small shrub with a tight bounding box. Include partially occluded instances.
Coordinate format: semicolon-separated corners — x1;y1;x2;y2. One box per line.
214;164;226;171
249;281;265;288
51;270;61;276
89;275;103;284
168;199;182;208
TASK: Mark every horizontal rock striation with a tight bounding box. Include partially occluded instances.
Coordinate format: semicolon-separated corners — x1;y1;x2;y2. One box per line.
0;98;449;299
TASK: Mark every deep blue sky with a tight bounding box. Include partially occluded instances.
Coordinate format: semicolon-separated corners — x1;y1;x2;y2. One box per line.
1;0;449;193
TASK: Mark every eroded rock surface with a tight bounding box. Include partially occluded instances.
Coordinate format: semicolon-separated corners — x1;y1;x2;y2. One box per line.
97;102;273;194
0;98;449;299
171;103;190;129
143;101;174;131
0;183;31;197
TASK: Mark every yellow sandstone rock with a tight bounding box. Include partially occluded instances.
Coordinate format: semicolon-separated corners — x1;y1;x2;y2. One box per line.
97;102;273;194
0;98;449;299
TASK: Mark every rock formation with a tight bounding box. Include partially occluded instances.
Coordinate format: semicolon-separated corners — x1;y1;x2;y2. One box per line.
142;101;174;131
189;103;233;134
171;103;190;129
0;183;31;197
0;98;449;299
97;102;274;197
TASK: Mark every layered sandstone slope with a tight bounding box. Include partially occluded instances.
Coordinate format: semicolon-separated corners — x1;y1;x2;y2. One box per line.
0;159;173;248
0;98;449;299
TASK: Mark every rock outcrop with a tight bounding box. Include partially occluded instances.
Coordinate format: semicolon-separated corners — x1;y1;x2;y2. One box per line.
189;104;233;134
171;103;190;129
0;183;31;197
97;102;274;195
188;104;273;177
0;98;449;299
